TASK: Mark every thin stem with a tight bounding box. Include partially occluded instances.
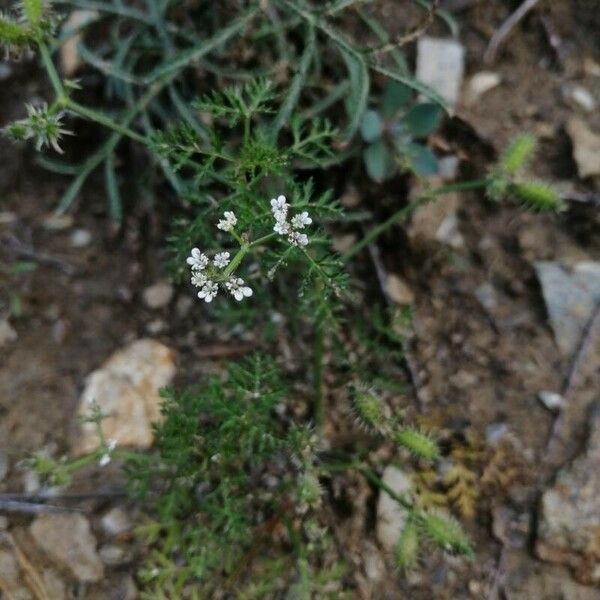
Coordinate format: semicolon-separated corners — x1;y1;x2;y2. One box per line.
312;295;326;429
66;100;148;144
38;41;65;99
249;232;277;247
343;179;488;261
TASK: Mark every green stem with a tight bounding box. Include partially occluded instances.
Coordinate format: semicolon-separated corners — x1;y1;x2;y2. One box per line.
38;41;65;99
66;100;148;144
249;232;277;248
313;297;326;429
343;179;487;261
222;245;249;278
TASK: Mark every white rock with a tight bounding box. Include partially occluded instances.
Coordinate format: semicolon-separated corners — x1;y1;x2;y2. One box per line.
436;212;465;248
101;507;131;536
566;118;600;178
30;514;104;583
0;211;17;225
142;281;174;309
70;228;92;248
437;155;460;180
562;84;596;112
74;339;176;454
42;214;73;231
464;71;501;105
416;37;465;107
385;274;414;305
376;466;412;552
538;391;565;412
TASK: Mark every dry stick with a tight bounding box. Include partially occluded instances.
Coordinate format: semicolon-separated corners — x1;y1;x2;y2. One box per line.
0;499;85;514
545;301;600;452
484;0;543;63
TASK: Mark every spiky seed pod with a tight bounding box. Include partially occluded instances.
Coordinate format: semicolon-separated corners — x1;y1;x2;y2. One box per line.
22;0;44;27
511;181;564;212
421;510;473;556
352;388;384;431
296;471;322;514
0;13;29;44
485;176;508;202
500;134;536;175
395;427;439;461
394;519;420;570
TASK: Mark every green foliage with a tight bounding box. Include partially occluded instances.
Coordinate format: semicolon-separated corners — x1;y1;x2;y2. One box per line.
127;355;317;590
420;511;474;556
511;181;564;211
395;519;420;570
360;81;442;181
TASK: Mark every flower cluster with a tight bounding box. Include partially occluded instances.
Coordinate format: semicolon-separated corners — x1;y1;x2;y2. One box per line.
99;439;117;467
4;103;72;153
187;212;253;303
270;195;312;247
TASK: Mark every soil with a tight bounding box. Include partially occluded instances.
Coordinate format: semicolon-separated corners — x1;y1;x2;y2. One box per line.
1;1;599;598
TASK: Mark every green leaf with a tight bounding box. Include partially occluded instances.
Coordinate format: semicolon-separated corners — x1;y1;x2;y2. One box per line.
104;157;122;222
271;24;316;140
341;48;370;141
364;141;395;182
402;103;442;137
382;81;412;118
360;110;383;143
370;64;447;110
402;142;438;176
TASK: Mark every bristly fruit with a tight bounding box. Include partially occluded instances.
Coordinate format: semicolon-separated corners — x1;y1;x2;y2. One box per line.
420;510;473;556
394;519;420;570
395;427;439;461
499;134;536;175
352;388;385;431
511;181;564;212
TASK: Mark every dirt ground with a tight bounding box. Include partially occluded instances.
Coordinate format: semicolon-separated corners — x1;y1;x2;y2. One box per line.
1;1;600;598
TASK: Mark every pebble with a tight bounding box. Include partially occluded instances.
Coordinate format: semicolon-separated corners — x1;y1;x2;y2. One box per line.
74;339;176;454
464;71;501;105
416;37;465;107
70;228;92;248
146;319;167;334
101;507;132;536
0;64;12;80
30;514;104;583
437;155;460;180
142;281;174;309
537;391;565;412
0;319;17;348
566;118;600;178
0;211;17;225
435;212;465;248
562;84;596;112
99;544;127;567
486;422;509;445
385;274;415;305
375;466;412;552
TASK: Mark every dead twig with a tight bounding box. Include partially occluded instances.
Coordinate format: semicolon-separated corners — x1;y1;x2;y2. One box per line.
0;499;84;514
484;0;543;63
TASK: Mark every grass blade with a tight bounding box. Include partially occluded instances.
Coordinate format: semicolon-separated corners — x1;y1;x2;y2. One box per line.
104;156;122;222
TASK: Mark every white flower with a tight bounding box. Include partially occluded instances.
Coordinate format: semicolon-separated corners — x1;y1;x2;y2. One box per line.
213;251;230;269
217;211;237;232
270;195;288;217
99;439;117;467
197;281;218;303
291;211;312;229
225;277;253;301
191;271;207;287
273;220;290;235
288;231;309;247
187;247;208;270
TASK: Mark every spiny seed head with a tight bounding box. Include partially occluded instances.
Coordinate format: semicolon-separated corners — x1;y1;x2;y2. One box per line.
394;520;420;570
421;510;473;556
352;388;384;431
395;427;439;461
512;181;564;212
500;134;536;175
0;12;29;44
485;176;508;202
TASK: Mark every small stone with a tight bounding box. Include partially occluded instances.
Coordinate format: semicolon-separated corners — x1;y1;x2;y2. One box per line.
30;514;104;583
101;507;131;536
537;404;600;583
146;319;166;334
566;118;600;178
0;211;17;225
0;63;12;80
437;155;460;180
376;466;412;552
435;212;464;248
363;542;385;581
70;228;92;248
142;281;174;309
486;422;509;445
0;319;17;348
535;261;600;357
74;339;176;454
537;391;565;412
464;71;501;105
385;274;414;305
416;37;465;107
42;214;73;231
475;283;497;314
562;84;596;112
99;544;127;567
23;469;40;494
